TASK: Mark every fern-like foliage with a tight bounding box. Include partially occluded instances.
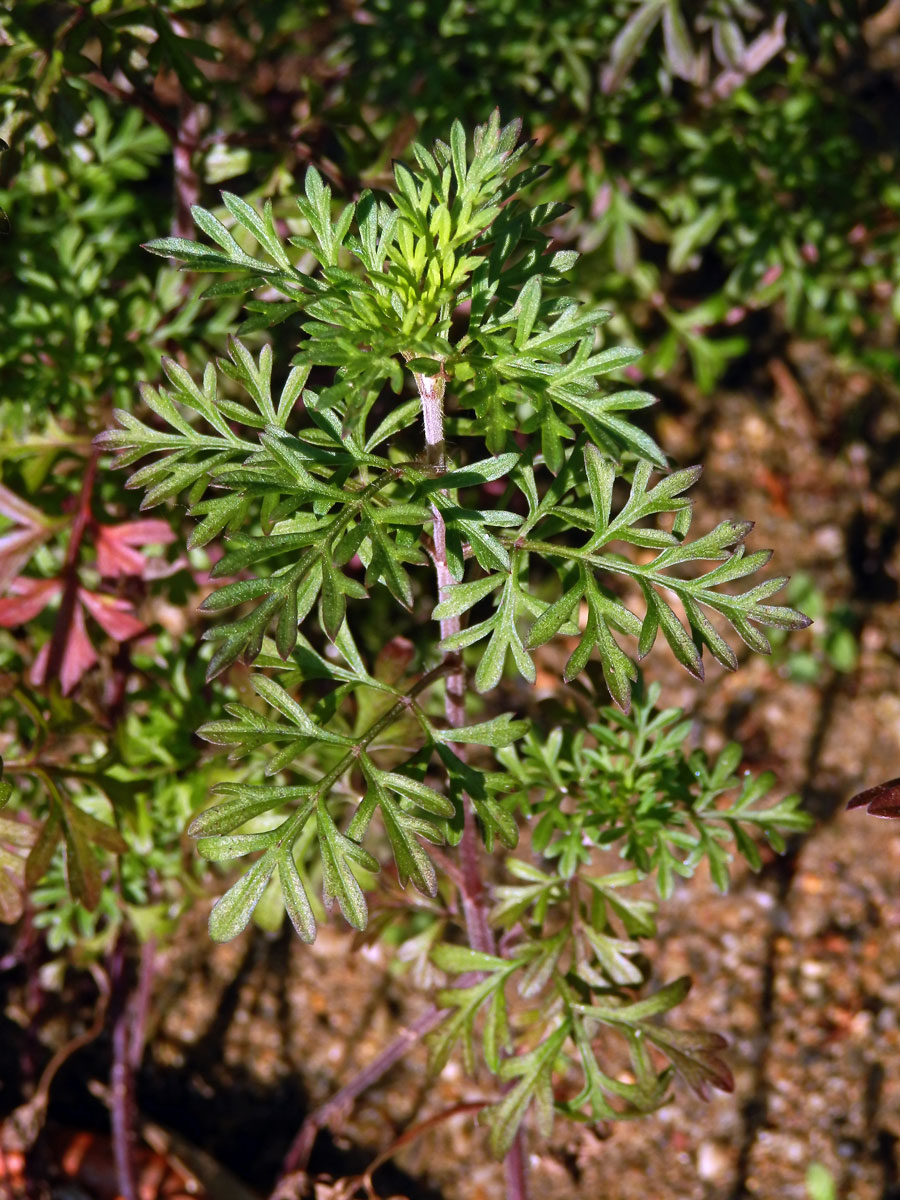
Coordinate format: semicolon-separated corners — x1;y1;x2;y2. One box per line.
440;439;809;709
96;113;809;939
187;636;523;942
97;113;812;1165
497;681;811;894
428;683;810;1154
98;120;808;704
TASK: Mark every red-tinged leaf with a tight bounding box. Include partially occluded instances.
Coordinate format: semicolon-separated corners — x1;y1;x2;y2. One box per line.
0;486;56;590
63;800;127;855
374;636;415;685
30;603;98;694
0;484;47;527
63;810;102;911
94;519;175;578
644;1025;734;1101
0;577;61;626
78;589;146;642
25;809;62;888
0;529;49;593
847;777;900;819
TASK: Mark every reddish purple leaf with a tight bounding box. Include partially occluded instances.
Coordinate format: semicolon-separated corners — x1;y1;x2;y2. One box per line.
78;588;146;642
645;1025;734;1101
0;577;62;626
94;519;175;578
37;604;97;693
847;778;900;819
0;485;57;592
2;576;147;694
31;602;97;695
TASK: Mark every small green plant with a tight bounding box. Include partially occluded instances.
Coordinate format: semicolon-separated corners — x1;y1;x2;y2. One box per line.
95;114;811;1193
769;572;858;683
806;1162;838;1200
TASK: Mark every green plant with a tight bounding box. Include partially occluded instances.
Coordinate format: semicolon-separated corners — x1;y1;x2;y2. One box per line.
806;1162;837;1200
768;572;858;683
95;114;811;1193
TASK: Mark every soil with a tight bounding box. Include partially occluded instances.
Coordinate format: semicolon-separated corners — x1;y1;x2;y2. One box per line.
3;342;900;1199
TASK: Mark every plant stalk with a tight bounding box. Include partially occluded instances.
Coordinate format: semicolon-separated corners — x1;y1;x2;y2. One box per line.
109;937;138;1200
416;369;529;1200
278;1004;447;1177
417;368;495;956
274;372;530;1199
417;370;467;728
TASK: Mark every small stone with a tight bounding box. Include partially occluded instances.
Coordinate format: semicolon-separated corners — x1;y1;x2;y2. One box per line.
696;1140;731;1182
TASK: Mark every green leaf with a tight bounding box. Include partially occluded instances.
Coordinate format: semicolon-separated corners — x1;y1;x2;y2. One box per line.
575;975;692;1025
428;973;509;1077
189;784;313;837
433;573;504;620
317;801;374;930
422;452;519;491
435;714;528;748
358;761;438;895
208;849;278;942
278;848;317;943
380;771;455;818
431;944;509;973
487;1025;568;1157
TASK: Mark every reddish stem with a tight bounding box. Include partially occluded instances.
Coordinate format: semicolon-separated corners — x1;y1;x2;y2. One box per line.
172;99;205;241
128;937;157;1070
417;370;528;1200
109;938;138;1200
278;1005;447;1177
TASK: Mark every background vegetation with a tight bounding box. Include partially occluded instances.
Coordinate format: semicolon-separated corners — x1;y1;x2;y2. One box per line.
1;3;899;1198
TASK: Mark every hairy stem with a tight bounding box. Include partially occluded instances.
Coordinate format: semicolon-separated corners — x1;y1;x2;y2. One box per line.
417;369;494;956
417;370;467;728
417;370;529;1200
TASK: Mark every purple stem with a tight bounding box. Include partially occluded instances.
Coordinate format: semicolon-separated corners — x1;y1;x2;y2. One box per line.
109;938;138;1200
128;937;157;1070
504;1128;530;1200
418;369;529;1200
279;1005;447;1177
274;368;530;1200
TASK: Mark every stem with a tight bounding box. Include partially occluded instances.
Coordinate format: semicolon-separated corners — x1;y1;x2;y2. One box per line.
84;72;178;142
417;370;467;728
360;1101;489;1196
277;1005;447;1178
128;937;157;1070
416;370;529;1200
504;1129;530;1200
172;97;205;242
109;938;138;1200
273;373;531;1199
